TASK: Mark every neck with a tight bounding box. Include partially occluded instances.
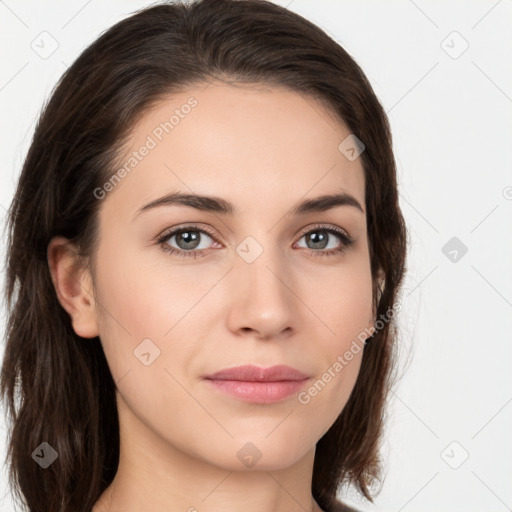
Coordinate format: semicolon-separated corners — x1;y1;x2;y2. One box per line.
92;392;325;512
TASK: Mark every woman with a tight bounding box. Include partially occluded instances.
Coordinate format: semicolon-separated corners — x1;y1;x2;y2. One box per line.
0;1;408;511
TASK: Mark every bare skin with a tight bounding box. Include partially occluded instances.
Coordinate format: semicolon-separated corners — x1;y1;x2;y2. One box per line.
48;80;376;512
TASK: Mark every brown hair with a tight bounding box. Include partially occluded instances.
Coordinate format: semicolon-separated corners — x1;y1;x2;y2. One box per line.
0;1;408;511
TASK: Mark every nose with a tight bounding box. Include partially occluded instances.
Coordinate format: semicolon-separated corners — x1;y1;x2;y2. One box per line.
224;243;296;341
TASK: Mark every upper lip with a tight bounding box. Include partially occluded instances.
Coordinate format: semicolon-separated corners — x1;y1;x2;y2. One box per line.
203;364;309;382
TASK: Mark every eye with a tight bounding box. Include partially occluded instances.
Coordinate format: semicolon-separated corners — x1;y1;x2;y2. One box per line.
156;224;219;259
294;224;354;257
156;223;354;259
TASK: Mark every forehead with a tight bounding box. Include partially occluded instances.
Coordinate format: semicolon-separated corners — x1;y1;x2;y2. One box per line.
101;81;365;219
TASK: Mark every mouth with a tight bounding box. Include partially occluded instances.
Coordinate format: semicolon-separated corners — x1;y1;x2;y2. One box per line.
202;364;311;404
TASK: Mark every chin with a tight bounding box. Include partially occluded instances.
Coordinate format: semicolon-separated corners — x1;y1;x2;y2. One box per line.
201;435;314;472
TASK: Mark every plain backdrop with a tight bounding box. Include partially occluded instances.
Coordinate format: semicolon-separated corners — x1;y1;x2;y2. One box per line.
1;1;511;511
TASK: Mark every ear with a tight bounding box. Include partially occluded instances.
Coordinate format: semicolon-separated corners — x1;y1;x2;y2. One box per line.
47;236;99;338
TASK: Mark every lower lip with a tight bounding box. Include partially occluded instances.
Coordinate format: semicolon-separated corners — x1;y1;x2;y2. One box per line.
205;378;309;404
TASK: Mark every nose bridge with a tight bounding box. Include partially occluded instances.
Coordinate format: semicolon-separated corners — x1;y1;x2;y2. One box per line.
227;232;294;337
236;233;288;300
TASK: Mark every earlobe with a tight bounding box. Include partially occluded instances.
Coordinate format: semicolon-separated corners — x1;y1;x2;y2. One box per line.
47;236;99;338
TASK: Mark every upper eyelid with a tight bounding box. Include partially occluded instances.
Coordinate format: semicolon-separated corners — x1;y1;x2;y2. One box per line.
157;223;217;242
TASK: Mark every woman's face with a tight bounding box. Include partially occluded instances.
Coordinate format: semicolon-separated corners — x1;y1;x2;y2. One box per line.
86;81;375;470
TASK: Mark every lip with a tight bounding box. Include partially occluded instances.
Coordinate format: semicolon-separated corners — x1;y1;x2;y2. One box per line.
203;364;309;382
202;365;310;404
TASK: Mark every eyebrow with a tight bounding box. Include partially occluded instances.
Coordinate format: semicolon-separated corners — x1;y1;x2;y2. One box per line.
133;190;364;220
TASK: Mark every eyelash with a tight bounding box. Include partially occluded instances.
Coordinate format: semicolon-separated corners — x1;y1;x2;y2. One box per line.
155;223;354;259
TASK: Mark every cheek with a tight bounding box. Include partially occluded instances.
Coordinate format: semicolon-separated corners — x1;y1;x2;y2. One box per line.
302;258;374;344
92;246;219;381
297;349;363;444
295;261;372;422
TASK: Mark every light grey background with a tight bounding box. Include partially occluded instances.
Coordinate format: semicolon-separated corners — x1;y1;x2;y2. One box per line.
1;1;511;511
